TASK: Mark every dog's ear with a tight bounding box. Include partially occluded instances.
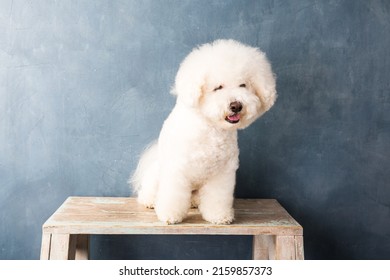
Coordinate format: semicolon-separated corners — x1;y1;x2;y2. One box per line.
171;51;206;107
250;51;277;113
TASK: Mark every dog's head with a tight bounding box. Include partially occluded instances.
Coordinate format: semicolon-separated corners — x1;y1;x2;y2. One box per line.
172;39;277;130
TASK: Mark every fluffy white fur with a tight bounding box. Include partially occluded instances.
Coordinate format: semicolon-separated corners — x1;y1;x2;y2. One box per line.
130;39;276;224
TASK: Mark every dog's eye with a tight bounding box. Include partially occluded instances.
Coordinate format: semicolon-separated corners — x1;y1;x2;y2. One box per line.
239;84;246;88
214;85;223;91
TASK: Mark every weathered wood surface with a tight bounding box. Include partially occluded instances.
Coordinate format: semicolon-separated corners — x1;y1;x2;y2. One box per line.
40;234;89;260
41;197;304;260
42;197;302;236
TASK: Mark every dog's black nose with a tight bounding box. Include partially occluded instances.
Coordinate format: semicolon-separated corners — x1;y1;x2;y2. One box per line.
229;101;242;113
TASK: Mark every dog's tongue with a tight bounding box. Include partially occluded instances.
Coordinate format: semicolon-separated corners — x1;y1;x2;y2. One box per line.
227;114;240;122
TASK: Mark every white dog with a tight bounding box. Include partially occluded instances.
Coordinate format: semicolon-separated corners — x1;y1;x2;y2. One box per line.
130;39;276;224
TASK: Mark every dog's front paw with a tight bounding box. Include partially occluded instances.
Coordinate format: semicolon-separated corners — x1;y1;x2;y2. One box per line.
208;215;234;225
157;213;184;225
202;208;235;225
155;207;187;224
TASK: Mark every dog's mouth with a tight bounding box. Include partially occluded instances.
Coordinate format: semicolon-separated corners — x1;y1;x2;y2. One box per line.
225;113;241;124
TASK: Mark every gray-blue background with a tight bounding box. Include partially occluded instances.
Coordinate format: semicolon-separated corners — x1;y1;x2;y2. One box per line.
1;0;389;259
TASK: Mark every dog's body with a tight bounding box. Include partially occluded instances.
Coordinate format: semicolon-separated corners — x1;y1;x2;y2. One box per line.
130;40;276;224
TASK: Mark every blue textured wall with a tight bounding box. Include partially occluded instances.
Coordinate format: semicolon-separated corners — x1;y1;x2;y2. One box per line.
1;0;389;259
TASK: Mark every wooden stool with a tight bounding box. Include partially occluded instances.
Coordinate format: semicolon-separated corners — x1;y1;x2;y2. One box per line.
40;197;304;260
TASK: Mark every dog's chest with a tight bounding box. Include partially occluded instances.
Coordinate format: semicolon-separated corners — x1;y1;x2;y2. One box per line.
160;107;239;181
186;130;239;179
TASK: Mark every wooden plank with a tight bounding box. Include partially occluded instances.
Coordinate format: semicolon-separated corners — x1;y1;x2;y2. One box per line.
65;234;89;260
40;232;52;260
49;234;71;260
40;197;304;260
67;234;78;260
75;235;89;260
252;235;275;260
42;197;303;236
295;235;305;260
275;236;296;260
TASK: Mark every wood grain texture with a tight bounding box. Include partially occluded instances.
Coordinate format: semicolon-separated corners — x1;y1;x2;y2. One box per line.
40;232;51;260
252;235;275;260
42;197;303;236
75;235;89;260
295;235;305;260
275;236;296;260
49;234;71;260
41;197;304;260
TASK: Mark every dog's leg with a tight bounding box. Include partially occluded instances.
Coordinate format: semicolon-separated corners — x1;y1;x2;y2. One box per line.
131;142;159;208
198;171;235;224
154;173;192;224
136;160;159;209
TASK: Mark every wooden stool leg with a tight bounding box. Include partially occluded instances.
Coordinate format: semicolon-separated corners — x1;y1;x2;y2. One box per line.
275;235;304;260
49;234;72;260
68;235;90;260
253;235;305;260
40;232;52;260
40;233;90;260
275;236;294;259
252;235;275;260
75;235;90;260
294;235;304;260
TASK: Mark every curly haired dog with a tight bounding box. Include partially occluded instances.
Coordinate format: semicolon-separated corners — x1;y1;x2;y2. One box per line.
130;39;276;224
